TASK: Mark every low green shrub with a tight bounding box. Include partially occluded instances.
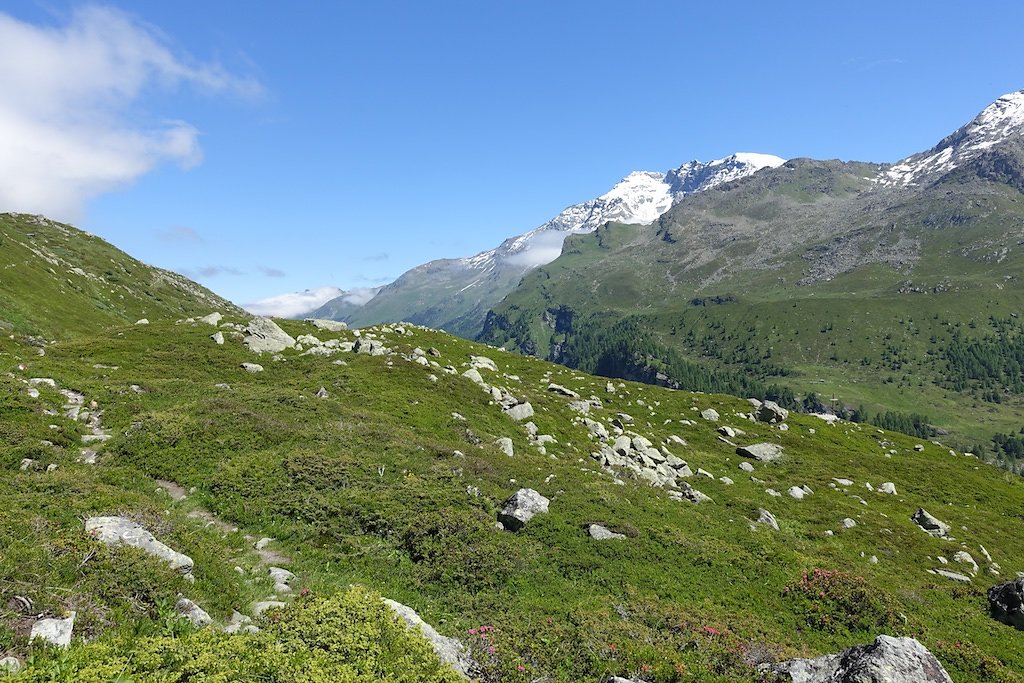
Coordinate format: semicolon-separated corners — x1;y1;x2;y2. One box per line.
16;587;462;682
782;568;904;636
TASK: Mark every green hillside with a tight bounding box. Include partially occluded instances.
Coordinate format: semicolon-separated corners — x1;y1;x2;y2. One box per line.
3;289;1024;679
0;213;240;337
480;158;1024;466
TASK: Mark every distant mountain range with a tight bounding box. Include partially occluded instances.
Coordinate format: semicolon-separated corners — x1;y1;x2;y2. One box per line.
478;89;1024;459
311;153;785;336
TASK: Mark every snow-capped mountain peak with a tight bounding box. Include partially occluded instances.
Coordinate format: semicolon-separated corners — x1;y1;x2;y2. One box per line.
462;152;785;270
879;90;1024;187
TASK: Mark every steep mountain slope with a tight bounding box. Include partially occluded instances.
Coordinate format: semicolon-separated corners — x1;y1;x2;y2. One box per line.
3;219;1024;681
481;91;1024;461
314;154;784;336
0;213;239;336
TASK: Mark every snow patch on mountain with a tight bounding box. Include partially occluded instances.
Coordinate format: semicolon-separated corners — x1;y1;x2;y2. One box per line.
879;90;1024;187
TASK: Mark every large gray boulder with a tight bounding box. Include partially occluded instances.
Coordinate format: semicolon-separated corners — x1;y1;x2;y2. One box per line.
244;317;296;354
197;312;223;326
30;612;76;648
912;508;951;538
503;401;534;422
768;635;952;682
384;599;471;679
497;488;549;531
85;517;194;575
755;400;789;423
989;578;1024;629
737;443;784;462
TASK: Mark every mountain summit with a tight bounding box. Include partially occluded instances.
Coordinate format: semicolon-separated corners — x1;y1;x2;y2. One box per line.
314;152;783;335
880;90;1024;187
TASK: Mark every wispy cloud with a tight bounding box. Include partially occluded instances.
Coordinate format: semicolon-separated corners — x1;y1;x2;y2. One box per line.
257;265;287;278
363;252;390;262
181;265;243;278
158;225;204;242
245;286;345;318
0;5;262;220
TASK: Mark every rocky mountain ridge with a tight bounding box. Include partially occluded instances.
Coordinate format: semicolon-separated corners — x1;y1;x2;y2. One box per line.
312;153;784;336
479;89;1024;458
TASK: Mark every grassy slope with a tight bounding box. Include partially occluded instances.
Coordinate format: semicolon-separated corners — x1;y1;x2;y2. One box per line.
0;213;239;337
481;167;1024;448
3;314;1024;681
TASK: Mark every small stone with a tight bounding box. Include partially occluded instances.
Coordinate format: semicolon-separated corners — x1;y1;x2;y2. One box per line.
756;508;779;531
587;524;626;540
176;598;212;628
495;437;514;457
241;362;264;373
0;657;22;674
30;612;75;648
252;600;286;617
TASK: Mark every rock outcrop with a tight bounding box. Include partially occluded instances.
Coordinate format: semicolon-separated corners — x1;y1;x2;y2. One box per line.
768;635;952;682
989;578;1024;629
384;598;472;679
912;508;951;538
498;488;549;531
244;317;296;354
755;400;789;424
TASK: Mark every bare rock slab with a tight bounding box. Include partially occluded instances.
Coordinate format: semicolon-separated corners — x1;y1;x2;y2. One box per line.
85;516;194;575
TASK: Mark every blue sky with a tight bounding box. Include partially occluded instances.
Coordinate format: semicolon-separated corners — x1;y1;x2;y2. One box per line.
2;1;1024;314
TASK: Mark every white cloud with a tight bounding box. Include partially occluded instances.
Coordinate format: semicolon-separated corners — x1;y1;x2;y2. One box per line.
0;5;261;220
338;287;381;306
502;230;569;267
245;287;345;318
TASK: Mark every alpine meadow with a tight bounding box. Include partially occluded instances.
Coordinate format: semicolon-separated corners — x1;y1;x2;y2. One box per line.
5;3;1024;682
